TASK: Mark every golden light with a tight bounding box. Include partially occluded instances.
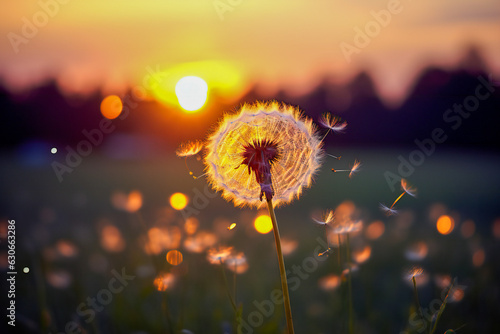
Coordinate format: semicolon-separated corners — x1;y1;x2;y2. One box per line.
228;222;237;230
365;220;385;240
166;250;183;266
100;225;126;253
254;214;273;234
126;190;143;212
175;76;208;112
184;217;199;235
437;215;455;235
170;192;188;210
100;95;123;119
148;60;244;109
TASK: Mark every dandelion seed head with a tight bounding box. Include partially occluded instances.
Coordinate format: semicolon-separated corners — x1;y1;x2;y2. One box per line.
319;113;347;133
404;265;424;280
205;101;323;208
176;140;204;157
207;246;233;264
401;179;417;197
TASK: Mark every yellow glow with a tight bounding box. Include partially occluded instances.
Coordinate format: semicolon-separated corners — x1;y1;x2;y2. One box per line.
437;215;455;235
166;250;183;266
228;222;237;230
100;95;123;119
254;214;273;234
149;60;244;109
175;76;208;112
170;192;188;210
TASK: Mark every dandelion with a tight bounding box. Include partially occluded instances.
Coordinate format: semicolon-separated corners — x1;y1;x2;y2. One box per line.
176;140;204;179
204;101;322;333
226;252;248;274
205;101;322;208
380;179;417;216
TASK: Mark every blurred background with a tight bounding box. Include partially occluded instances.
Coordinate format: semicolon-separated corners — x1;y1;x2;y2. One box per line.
1;1;499;333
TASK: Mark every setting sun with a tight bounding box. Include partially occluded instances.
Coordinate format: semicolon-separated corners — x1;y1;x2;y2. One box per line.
175;76;208;112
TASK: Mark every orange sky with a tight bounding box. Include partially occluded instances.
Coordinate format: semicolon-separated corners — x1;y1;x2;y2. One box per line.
1;0;499;104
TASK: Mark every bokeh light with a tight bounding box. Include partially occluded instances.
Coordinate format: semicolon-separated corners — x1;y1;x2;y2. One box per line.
405;241;429;261
100;95;123;119
436;215;455;235
166;250;183;266
365;220;385;240
23;267;29;273
353;246;371;264
51;147;57;154
492;218;500;239
175;76;208;112
184;217;199;235
472;249;485;267
170;192;188;210
254;214;273;234
100;225;126;253
154;273;175;291
460;220;475;238
318;274;341;291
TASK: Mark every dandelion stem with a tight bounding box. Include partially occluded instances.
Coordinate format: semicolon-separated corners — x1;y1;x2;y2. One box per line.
346;234;354;334
412;276;425;330
220;258;238;313
267;198;295;334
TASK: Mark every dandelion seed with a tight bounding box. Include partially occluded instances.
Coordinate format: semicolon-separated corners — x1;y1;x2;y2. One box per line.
327;153;341;160
349;160;361;178
401;179;417;197
318;248;332;257
379;203;399;216
319;113;348;134
176;140;204;178
176;140;203;157
312;210;335;226
380;179;417;216
331;159;361;178
227;222;237;230
204;101;323;208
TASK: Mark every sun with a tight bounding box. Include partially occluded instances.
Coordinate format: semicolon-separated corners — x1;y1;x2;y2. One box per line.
175;76;208;112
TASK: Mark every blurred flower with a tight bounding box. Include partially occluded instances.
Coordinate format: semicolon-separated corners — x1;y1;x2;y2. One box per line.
154;272;175;291
204;101;323;208
46;269;72;289
176;140;204;157
405;241;428;261
183;231;218;253
100;225;126;253
280;237;299;256
226;252;249;274
318;274;341;291
207;246;233;264
319;113;347;134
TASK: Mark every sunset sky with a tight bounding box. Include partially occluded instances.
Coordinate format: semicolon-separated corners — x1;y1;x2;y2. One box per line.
1;0;499;104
